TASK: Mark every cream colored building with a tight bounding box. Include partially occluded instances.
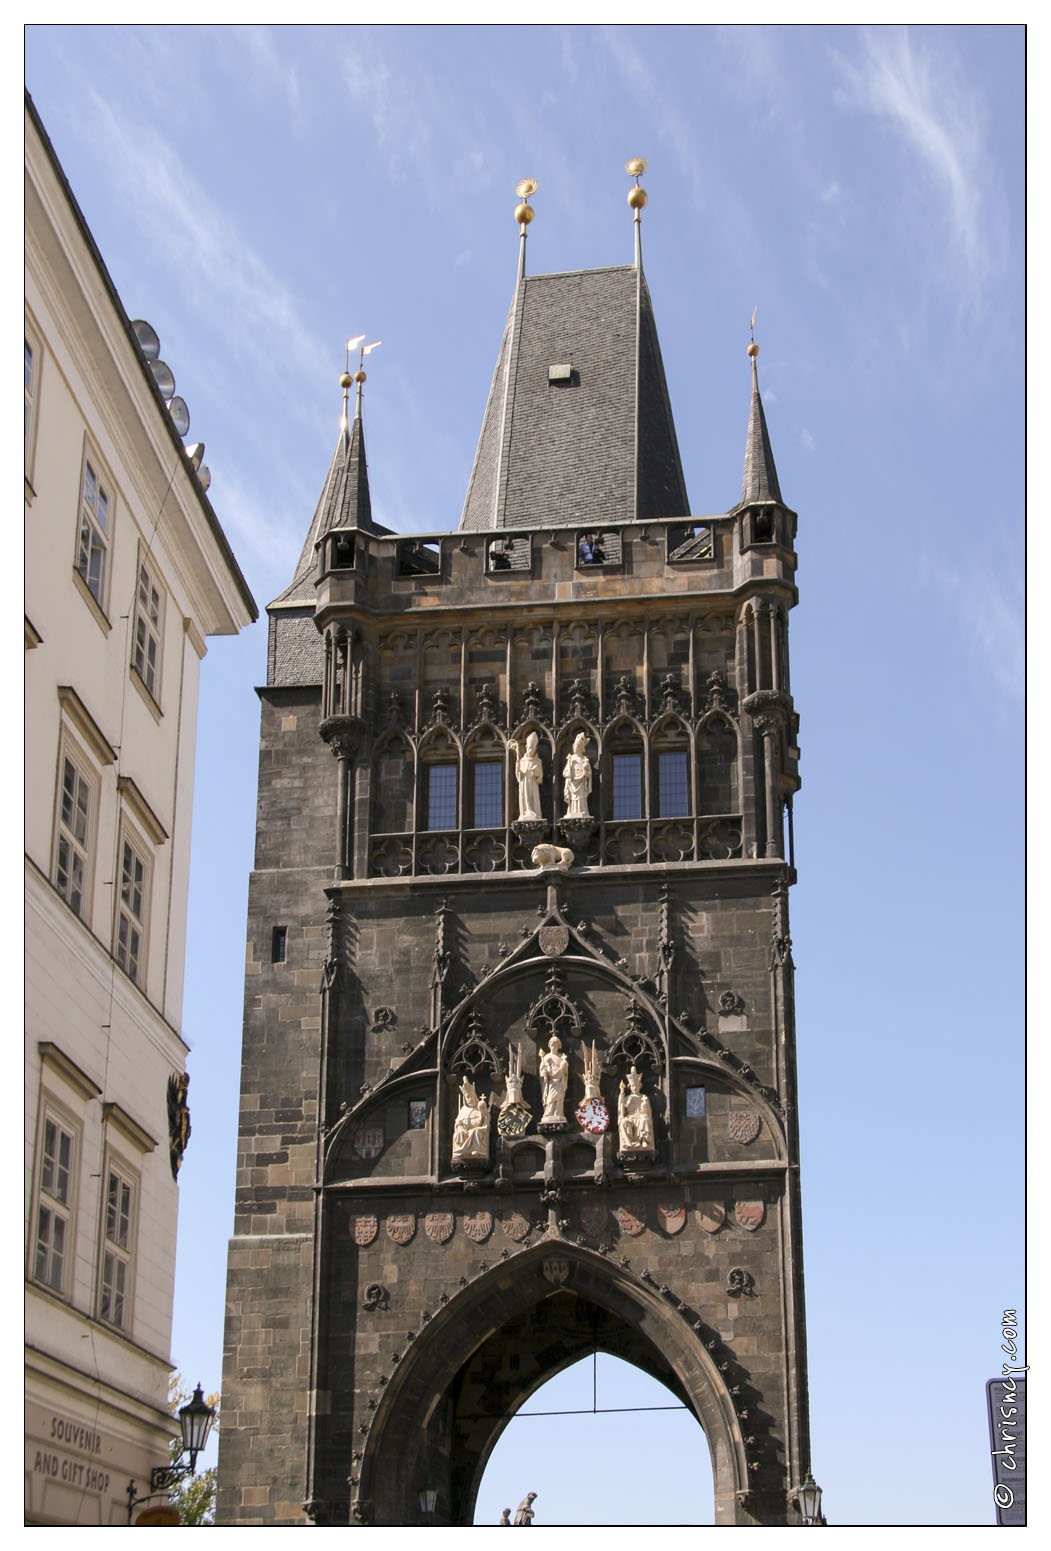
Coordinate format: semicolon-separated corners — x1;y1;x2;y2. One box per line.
24;94;256;1524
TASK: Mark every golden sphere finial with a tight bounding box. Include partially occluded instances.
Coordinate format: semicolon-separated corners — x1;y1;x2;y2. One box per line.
515;178;538;227
354;369;367;384
340;371;353;389
626;157;648;214
747;342;759;359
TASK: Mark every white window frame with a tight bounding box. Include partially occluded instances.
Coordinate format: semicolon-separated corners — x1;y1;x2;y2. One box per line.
131;551;164;705
113;819;152;987
74;440;114;615
97;1152;138;1332
52;732;99;924
31;1100;80;1299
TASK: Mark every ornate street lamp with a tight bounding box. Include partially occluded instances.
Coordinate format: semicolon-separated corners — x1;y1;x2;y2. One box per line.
126;1383;216;1522
418;1487;438;1515
796;1470;824;1525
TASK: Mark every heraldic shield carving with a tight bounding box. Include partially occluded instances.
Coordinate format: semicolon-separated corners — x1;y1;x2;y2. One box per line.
580;1203;608;1239
658;1202;687;1235
501;1210;531;1242
353;1125;384;1161
734;1200;765;1232
697;1202;726;1234
425;1212;454;1244
575;1096;609;1134
542;1257;570;1285
614;1204;646;1237
386;1214;416;1244
538;924;569;958
352;1215;378;1246
463;1211;493;1243
728;1110;761;1145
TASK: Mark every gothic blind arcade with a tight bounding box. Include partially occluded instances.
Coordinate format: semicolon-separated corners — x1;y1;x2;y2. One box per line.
218;176;812;1527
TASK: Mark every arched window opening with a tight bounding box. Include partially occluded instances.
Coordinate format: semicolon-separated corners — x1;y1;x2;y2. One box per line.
473;1354;714;1525
465;728;506;830
651;719;691;818
427;764;458;830
605;722;645;821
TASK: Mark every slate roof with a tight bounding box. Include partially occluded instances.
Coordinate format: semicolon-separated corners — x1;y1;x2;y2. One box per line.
459;264;690;531
272;402;387;606
738;356;783;507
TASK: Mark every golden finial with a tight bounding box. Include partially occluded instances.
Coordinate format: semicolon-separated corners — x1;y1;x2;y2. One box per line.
515;177;538;227
748;307;759;358
626;156;648;212
341;336;381;425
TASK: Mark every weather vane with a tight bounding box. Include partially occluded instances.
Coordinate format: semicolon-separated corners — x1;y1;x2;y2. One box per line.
748;307;759;360
626;157;648;265
626;156;648;213
340;335;382;425
514;178;538;227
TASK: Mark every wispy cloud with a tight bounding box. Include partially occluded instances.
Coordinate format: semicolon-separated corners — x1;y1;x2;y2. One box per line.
916;542;1023;717
83;88;328;392
836;28;1006;298
335;34;498;205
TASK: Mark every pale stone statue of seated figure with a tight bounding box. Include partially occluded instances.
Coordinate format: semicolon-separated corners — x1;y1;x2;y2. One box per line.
452;1077;491;1162
618;1065;653;1152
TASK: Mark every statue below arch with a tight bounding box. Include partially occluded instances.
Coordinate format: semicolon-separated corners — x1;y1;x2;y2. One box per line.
562;733;592;818
617;1065;654;1155
451;1077;491;1165
538;1036;569;1127
509;731;543;820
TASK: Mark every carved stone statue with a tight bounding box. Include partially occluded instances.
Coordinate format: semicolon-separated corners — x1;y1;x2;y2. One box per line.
561;733;592;818
498;1043;531;1138
575;1040;609;1134
617;1066;654;1154
514;1493;537;1525
451;1077;491;1165
499;1508;511;1525
509;732;543;821
538;1036;569;1127
581;1041;602;1102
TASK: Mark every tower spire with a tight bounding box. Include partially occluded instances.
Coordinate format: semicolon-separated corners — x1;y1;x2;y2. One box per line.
740;315;783;506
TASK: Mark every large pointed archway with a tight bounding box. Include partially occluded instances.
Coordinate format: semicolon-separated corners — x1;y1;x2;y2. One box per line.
354;1240;748;1526
473;1354;714;1525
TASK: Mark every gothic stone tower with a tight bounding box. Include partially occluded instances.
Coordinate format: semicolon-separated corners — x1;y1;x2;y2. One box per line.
218;186;810;1527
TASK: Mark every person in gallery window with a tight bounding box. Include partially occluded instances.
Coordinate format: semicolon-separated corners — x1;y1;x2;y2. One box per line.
577;531;604;565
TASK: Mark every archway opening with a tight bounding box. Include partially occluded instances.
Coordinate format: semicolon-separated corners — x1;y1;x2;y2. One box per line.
473;1353;715;1526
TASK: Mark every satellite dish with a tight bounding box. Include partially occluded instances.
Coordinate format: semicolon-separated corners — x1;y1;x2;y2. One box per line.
197;465;211;492
150;359;175;398
132;319;160;360
167;396;190;437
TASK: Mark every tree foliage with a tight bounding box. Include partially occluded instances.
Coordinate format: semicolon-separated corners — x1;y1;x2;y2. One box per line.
168;1373;220;1526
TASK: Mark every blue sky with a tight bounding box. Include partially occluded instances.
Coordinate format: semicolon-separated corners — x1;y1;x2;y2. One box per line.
26;23;1025;1529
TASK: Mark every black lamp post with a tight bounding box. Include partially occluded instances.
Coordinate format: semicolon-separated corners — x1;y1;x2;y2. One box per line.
126;1383;216;1522
796;1470;824;1525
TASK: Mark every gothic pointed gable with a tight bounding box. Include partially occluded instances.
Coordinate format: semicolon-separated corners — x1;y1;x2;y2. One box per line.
459;265;689;531
738;355;783;507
